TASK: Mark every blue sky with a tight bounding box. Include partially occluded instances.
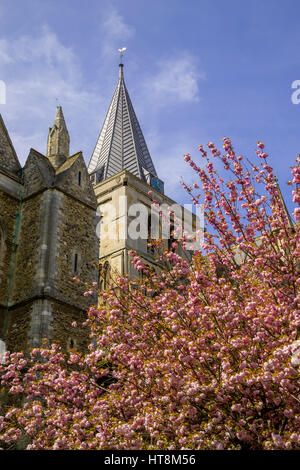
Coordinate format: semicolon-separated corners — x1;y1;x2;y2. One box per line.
0;0;299;214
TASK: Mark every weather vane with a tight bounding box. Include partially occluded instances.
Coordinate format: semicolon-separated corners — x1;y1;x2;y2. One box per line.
118;47;127;64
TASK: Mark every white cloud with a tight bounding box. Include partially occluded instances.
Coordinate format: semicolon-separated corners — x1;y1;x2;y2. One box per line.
0;8;136;163
0;7;204;193
1;26;77;68
0;25;102;163
0;38;13;64
100;6;134;58
133;52;206;201
144;52;205;106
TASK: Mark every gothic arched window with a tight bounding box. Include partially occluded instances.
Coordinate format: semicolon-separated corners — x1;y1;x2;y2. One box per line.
74;253;78;273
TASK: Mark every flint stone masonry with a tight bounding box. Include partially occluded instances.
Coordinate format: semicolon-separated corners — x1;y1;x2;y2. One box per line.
55;192;98;309
0;189;19;305
11;193;43;304
0;108;98;352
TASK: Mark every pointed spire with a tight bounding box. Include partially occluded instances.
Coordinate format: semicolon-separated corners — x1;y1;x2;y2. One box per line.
88;63;158;183
54;105;66;128
119;62;124;79
47;106;70;169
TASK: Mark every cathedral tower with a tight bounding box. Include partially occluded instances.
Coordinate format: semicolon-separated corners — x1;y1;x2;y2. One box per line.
88;63;194;281
0;108;98;352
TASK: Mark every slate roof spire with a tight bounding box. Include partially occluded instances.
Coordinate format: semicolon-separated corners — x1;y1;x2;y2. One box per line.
88;63;157;182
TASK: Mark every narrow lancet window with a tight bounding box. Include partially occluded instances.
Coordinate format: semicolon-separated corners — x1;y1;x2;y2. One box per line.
74;253;78;273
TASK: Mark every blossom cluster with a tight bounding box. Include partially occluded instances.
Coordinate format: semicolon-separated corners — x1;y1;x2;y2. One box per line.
0;140;299;450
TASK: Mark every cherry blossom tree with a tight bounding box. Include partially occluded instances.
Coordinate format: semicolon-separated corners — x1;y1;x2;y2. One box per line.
0;138;299;450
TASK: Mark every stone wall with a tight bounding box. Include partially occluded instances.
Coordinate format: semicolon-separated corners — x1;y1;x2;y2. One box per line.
55;192;98;308
50;300;91;352
0;189;19;305
11;193;42;304
5;298;91;352
5;302;32;352
0;113;98;354
94;169;194;278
